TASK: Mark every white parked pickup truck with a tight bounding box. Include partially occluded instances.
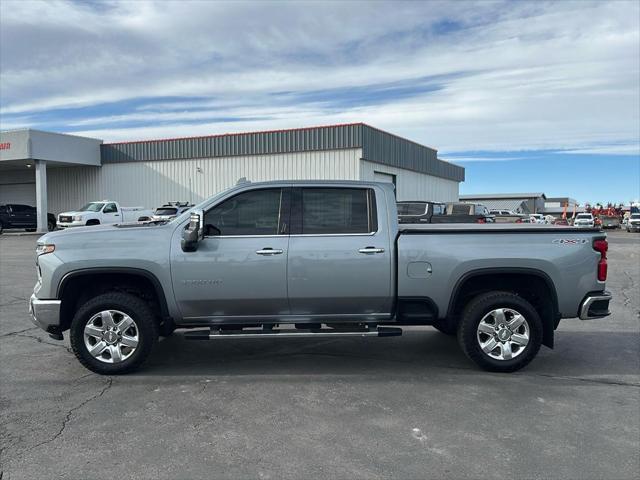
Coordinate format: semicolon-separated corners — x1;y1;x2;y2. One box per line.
57;201;153;228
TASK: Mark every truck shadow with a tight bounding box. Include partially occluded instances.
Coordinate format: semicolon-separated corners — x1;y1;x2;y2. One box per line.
140;328;640;380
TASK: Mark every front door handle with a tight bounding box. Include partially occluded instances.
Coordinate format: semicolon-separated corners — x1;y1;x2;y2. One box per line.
358;247;385;254
256;248;284;255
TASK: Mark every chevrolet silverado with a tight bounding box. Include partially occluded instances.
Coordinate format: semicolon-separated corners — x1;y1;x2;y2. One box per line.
29;181;611;374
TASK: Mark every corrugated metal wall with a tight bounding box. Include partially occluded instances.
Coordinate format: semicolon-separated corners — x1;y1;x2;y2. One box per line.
102;124;363;163
100;123;465;183
47;149;362;214
360;125;464;182
360;160;459;203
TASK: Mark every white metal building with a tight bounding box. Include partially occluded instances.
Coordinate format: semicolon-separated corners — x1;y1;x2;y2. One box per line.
0;123;465;231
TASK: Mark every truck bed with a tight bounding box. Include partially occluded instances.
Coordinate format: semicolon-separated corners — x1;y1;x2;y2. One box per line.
396;224;605;320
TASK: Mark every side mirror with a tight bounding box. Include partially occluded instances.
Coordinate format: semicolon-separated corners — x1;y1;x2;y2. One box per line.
181;209;204;252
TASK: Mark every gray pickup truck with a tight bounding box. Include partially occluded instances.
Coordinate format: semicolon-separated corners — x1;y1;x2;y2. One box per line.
29;181;612;375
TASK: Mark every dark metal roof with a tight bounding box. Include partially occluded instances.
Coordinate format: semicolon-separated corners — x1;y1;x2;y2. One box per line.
460;193;546;200
101;123;464;182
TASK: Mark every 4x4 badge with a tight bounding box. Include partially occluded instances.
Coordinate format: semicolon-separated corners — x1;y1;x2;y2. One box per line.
552;238;588;245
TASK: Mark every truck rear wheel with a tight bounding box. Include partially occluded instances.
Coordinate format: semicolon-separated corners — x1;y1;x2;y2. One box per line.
457;291;542;372
70;292;158;374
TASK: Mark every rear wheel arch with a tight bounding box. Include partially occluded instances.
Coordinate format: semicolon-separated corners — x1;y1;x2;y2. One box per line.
57;268;171;332
446;268;559;348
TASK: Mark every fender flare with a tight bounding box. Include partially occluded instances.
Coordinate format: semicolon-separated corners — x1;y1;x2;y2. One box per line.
446;267;560;348
57;267;170;318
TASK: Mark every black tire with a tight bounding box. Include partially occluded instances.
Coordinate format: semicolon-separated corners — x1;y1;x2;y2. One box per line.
433;322;457;336
457;291;542;373
26;228;36;232
86;220;100;226
0;221;4;234
70;292;158;374
48;221;55;231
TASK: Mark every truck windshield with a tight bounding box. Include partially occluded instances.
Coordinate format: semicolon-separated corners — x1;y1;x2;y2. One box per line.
79;203;105;212
576;214;591;219
631;214;640;219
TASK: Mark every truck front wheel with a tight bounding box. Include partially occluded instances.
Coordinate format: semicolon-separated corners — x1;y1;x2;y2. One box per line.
70;292;158;374
457;291;542;373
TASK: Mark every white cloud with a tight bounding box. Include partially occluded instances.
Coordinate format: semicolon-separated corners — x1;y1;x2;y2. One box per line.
440;156;524;163
0;0;638;154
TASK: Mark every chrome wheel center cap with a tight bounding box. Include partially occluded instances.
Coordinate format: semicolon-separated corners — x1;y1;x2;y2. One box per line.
497;329;511;341
103;331;119;345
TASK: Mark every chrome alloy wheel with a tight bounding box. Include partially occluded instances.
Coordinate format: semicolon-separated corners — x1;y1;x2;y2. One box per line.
476;308;530;361
83;310;139;363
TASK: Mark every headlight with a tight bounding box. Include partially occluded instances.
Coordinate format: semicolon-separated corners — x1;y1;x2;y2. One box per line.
36;244;55;256
73;215;83;221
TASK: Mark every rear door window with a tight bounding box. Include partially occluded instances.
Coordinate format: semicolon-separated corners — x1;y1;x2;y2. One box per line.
300;188;375;234
450;204;471;215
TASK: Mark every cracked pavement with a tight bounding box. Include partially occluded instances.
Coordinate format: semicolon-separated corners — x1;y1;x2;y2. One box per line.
1;231;639;479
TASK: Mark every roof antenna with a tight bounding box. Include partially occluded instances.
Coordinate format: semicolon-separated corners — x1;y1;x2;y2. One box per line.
236;177;250;185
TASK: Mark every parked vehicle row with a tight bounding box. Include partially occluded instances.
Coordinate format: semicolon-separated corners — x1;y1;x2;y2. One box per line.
30;180;611;375
0;204;56;234
1;200;192;233
57;201;153;228
397;201;492;224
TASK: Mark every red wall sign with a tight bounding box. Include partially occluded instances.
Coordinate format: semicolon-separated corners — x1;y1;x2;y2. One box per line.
0;142;10;150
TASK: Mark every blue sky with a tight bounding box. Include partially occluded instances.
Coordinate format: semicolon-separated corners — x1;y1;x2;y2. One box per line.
1;0;638;204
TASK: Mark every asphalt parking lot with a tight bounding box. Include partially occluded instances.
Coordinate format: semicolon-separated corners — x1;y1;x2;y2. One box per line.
1;230;638;479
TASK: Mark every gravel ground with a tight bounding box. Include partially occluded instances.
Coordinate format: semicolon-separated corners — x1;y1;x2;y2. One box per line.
1;230;638;479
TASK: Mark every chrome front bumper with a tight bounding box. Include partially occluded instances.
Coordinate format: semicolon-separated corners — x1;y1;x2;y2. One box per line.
29;294;61;332
579;291;612;320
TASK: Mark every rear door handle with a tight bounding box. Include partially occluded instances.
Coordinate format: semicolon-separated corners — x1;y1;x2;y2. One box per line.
256;248;284;255
358;247;385;254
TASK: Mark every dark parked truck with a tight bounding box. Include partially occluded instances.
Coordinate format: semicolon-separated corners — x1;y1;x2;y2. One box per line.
0;204;56;234
29;181;612;375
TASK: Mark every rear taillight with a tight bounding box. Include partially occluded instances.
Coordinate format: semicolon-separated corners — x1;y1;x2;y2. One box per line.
476;218;486;224
593;239;608;281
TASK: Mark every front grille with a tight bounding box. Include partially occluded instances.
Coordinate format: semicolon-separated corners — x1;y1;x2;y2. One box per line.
59;216;72;223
